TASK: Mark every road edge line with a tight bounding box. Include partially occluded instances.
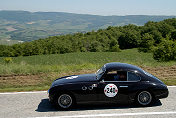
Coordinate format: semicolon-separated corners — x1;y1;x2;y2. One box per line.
0;91;47;95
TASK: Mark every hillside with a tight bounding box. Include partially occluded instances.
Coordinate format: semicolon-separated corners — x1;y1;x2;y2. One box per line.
1;18;176;61
0;48;176;92
0;10;176;43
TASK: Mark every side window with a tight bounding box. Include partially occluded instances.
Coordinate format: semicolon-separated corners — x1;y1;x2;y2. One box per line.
103;70;117;81
127;72;140;81
103;70;127;81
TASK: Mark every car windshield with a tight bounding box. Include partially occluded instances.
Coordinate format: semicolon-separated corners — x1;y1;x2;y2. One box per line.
96;66;106;80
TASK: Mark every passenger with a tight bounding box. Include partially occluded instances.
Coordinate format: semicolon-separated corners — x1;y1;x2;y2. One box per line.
114;71;127;81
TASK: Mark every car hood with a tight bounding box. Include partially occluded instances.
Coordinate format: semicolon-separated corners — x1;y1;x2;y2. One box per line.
51;74;97;87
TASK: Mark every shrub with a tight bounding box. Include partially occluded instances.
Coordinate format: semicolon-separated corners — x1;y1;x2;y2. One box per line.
3;57;13;64
153;40;176;61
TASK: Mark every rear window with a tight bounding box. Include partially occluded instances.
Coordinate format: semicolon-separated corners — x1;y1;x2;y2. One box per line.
127;72;140;81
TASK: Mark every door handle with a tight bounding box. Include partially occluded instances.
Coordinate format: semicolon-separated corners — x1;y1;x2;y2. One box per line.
119;86;128;88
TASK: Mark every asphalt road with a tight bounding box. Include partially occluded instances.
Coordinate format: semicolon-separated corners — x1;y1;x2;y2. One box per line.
0;87;176;118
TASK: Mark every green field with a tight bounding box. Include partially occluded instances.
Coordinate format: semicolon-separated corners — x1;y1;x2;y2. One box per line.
0;48;176;92
0;48;175;75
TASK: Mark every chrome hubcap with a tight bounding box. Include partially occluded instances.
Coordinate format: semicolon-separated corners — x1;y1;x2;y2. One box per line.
138;91;152;105
58;94;72;108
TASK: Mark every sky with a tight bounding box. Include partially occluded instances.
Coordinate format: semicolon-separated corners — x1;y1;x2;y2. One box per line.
0;0;176;16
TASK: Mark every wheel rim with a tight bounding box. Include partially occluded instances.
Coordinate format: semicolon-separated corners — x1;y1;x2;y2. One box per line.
58;94;72;108
138;91;152;106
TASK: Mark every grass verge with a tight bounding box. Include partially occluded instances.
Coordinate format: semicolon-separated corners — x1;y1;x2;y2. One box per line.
0;49;175;92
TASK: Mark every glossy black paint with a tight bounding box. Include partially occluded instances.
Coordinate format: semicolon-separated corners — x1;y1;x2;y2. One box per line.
48;62;168;105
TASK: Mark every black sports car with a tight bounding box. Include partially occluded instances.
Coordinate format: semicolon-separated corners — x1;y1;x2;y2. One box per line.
48;62;168;109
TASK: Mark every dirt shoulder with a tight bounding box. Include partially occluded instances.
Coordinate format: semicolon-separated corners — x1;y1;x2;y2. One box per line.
0;66;176;92
143;66;176;85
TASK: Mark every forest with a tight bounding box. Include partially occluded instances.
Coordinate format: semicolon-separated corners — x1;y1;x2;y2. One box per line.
0;18;176;61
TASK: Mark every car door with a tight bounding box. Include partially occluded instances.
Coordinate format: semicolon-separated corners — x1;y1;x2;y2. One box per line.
96;70;141;103
96;70;129;103
74;82;99;103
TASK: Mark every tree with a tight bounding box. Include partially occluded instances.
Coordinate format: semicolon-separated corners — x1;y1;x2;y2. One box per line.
118;29;141;49
138;33;155;52
170;30;176;41
157;22;174;38
153;40;176;61
109;37;120;52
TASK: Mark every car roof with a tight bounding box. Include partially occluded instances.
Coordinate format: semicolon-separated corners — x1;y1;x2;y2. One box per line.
104;62;144;73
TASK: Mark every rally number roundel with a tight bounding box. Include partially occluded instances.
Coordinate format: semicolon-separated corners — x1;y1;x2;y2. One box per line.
104;84;118;97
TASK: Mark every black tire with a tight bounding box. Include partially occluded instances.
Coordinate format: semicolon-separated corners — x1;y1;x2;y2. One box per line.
136;91;153;106
55;93;75;109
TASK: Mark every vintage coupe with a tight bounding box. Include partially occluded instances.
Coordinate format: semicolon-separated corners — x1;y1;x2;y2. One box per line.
48;62;168;109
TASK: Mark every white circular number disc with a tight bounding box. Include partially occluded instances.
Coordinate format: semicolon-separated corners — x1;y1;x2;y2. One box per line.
104;84;118;97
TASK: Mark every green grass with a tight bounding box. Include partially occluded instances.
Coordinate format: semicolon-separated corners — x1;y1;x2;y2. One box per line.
0;48;176;75
0;85;50;92
0;48;176;92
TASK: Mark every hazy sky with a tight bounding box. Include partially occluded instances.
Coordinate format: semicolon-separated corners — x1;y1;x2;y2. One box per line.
0;0;176;16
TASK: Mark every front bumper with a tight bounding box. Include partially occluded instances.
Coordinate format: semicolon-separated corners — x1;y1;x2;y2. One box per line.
48;88;54;103
48;93;55;103
155;89;169;99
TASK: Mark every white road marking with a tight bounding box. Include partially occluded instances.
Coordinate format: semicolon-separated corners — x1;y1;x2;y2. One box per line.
0;91;47;95
167;86;176;88
32;111;176;118
0;86;175;95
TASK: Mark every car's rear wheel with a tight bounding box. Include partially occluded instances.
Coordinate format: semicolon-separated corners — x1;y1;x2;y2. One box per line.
56;93;74;109
136;91;152;106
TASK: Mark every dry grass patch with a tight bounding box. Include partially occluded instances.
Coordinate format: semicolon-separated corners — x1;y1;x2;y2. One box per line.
142;66;176;85
0;73;48;87
0;66;176;92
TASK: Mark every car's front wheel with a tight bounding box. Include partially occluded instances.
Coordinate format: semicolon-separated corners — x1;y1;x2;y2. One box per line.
136;91;152;106
56;93;74;109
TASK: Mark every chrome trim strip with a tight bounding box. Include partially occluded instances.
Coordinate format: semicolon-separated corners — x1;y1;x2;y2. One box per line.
119;86;128;88
103;81;138;83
